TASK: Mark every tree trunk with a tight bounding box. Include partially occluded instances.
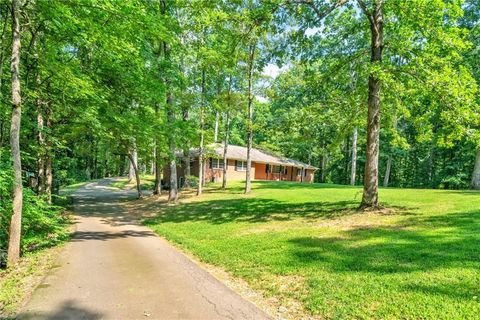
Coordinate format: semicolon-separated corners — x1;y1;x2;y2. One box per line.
182;106;190;188
128;151;143;199
350;127;358;185
93;141;98;179
360;1;383;209
45;152;52;203
197;69;206;196
160;0;177;202
153;0;163;195
37;107;46;195
128;145;137;182
383;155;392;187
150;149;155;175
470;149;480;189
214;110;219;143
428;146;435;188
118;154;126;176
153;147;162;194
245;43;256;194
7;0;22;267
222;111;230;189
321;153;328;183
153;103;162;195
0;5;8;148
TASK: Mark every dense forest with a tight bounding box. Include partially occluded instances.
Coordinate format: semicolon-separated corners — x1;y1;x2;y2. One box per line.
0;0;479;267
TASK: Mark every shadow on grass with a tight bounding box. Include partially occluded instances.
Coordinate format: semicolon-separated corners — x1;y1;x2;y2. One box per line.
144;197;413;225
287;209;480;276
252;181;357;190
441;189;480;196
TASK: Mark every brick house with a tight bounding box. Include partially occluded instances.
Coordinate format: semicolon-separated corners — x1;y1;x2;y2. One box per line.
164;144;317;186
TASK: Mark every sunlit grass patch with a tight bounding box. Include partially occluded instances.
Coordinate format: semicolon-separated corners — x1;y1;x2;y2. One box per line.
144;181;480;319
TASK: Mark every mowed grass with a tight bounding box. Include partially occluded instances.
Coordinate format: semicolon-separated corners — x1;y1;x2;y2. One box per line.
143;181;480;319
110;175;155;190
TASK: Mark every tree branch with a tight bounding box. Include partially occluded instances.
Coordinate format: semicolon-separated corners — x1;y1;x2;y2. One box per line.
357;0;374;25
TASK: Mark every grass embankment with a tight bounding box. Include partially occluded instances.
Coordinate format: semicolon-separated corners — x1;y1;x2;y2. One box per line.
110;175;155;190
0;246;64;317
59;181;91;197
0;182;85;318
144;182;480;319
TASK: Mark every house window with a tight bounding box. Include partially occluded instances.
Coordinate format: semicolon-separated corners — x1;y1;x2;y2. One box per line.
272;165;282;174
297;168;302;176
210;158;224;170
235;160;247;171
265;164;270;173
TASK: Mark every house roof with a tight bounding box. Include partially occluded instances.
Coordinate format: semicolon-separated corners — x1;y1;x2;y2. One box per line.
187;144;318;170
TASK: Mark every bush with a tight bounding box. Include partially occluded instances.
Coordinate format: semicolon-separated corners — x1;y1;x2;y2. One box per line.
0;153;70;268
184;175;199;188
440;173;470;189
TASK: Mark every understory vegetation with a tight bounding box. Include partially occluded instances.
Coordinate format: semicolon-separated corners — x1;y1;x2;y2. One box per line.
144;181;480;319
0;154;70;268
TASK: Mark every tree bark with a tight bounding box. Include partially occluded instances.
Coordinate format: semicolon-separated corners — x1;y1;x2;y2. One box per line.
360;0;383;209
0;5;8;148
128;151;143;199
222;111;230;189
350;127;358;185
197;69;206;196
470;149;480;189
245;42;256;194
7;0;22;267
383;155;392;187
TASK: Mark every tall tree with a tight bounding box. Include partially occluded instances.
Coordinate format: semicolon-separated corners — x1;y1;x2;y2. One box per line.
160;0;178;202
7;0;23;267
244;42;256;194
350;127;358;185
358;0;383;209
197;69;206;195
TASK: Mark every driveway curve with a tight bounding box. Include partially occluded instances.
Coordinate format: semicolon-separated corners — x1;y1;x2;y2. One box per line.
20;179;269;320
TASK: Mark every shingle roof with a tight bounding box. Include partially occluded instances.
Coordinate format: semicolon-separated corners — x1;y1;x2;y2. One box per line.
186;144;318;170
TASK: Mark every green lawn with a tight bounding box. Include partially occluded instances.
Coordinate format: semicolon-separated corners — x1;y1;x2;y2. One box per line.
143;181;480;319
109;175;155;190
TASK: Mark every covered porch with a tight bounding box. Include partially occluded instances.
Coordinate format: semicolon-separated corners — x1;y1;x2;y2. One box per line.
254;163;314;183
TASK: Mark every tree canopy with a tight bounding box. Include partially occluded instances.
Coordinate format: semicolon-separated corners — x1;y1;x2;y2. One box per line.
1;0;479;265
